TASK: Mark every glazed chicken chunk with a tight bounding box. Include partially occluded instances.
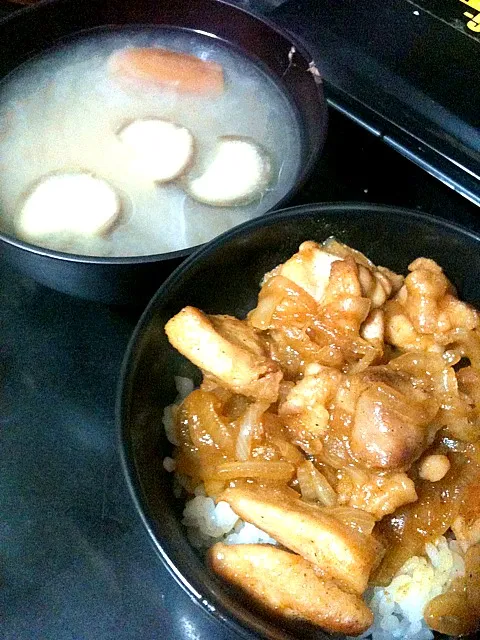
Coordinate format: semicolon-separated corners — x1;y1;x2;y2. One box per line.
209;543;374;636
165;307;282;402
385;257;479;352
348;367;440;470
219;485;384;594
278;363;343;446
264;239;403;309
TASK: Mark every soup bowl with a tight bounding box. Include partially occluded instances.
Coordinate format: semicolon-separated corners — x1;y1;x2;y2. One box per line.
0;0;327;305
118;202;480;639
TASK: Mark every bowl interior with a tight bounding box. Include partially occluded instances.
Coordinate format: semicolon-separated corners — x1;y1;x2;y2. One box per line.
119;202;480;639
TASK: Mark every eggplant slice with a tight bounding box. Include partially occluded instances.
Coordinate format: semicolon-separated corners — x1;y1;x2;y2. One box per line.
185;136;273;207
17;172;121;242
118;118;194;183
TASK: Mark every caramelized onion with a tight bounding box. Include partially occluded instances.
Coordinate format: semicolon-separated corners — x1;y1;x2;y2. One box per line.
207;460;295;482
323;506;376;536
297;460;337;506
235;401;269;461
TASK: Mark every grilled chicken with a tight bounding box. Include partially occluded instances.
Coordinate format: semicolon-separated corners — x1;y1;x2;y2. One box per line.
452;516;480;554
385;258;479;352
219;485;383;594
264;241;341;303
360;308;385;346
349;368;439;470
209;543;374;636
278;363;343;446
165;307;282;402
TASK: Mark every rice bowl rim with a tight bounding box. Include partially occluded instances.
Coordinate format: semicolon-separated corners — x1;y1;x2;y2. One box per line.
117;201;480;640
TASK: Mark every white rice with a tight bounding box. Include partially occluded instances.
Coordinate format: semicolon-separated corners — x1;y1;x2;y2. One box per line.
181;484;277;549
354;536;465;640
162;378;466;638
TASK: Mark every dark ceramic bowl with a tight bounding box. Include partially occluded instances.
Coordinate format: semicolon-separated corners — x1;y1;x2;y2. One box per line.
0;0;327;305
118;202;480;639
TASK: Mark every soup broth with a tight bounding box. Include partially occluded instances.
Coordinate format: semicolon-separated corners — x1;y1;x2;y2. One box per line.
0;27;303;256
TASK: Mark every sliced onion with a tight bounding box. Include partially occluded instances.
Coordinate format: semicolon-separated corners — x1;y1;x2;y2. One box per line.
248;276;287;330
323;506;376;535
235;402;270;461
208;460;295;482
270;436;305;465
297;460;337;506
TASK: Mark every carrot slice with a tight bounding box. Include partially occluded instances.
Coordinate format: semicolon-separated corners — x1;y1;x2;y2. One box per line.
108;48;224;95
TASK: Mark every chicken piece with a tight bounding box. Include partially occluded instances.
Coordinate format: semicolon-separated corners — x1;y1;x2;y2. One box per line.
322;255;395;315
404;259;455;334
165;307;282;402
384;300;443;353
263;241;341;303
358;264;404;308
450;465;480;554
303;258;374;368
385;259;479;351
322;238;404;307
442;294;480;334
249;274;319;333
337;470;418;520
307;258;389;369
219;485;383;594
322;256;362;302
260;245;370;329
311;291;372;348
350;368;439;470
209;543;373;636
279;363;343;441
424;543;480;636
259;242;397;369
457;365;480;406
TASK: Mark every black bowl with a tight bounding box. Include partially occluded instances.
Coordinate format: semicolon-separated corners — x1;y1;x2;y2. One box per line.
0;0;327;305
118;202;480;639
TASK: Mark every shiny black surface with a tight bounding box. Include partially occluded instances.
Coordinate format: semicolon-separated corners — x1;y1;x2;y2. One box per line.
0;1;479;639
0;0;326;304
273;0;480;206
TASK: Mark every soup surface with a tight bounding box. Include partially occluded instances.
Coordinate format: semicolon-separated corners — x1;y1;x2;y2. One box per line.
0;28;302;256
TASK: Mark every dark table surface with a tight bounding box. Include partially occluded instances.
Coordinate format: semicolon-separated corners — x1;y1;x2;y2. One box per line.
0;1;479;639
